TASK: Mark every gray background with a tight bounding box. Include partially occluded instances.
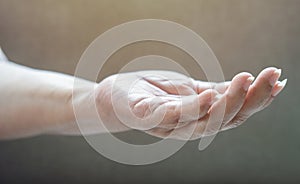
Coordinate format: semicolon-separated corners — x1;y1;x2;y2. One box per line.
0;0;299;183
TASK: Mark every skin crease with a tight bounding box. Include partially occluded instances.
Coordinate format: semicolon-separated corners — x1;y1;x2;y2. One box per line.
0;48;287;140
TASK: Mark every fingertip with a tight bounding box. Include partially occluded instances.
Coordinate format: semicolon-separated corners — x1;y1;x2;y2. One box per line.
258;67;278;79
272;79;287;97
269;68;282;86
262;66;279;73
229;72;254;92
253;67;282;87
279;78;287;87
232;72;253;82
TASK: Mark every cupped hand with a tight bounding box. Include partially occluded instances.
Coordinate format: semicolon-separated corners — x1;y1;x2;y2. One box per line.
95;67;287;140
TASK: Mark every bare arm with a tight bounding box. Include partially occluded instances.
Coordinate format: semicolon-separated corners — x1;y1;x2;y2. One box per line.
0;48;287;140
0;59;76;139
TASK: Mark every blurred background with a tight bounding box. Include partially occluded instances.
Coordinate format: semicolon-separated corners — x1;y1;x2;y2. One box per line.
0;0;299;183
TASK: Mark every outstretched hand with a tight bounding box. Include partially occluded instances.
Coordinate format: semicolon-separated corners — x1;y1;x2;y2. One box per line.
94;67;287;140
0;48;286;140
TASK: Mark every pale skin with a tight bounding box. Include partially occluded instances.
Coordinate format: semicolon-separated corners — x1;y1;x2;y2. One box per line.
0;48;287;140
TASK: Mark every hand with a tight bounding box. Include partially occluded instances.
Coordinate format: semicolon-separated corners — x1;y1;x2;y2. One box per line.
93;68;286;140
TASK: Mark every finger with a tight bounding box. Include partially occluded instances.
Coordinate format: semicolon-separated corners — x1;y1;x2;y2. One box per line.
146;122;206;140
221;72;254;127
155;89;220;129
214;81;231;94
243;67;281;110
186;72;253;137
193;80;231;94
146;120;200;140
161;118;215;141
262;79;287;108
129;89;218;130
167;79;254;140
271;79;287;97
225;67;282;129
143;76;196;95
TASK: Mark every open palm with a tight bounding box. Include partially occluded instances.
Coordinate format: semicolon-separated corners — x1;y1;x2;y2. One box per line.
95;68;286;140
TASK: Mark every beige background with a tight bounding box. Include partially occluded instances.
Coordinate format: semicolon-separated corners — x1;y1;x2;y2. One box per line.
0;0;299;183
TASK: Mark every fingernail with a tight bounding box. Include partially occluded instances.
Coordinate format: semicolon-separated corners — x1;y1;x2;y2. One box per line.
269;68;282;86
272;79;287;97
243;76;255;91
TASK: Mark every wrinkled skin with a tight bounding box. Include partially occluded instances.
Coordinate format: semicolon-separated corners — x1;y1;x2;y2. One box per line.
0;47;287;140
95;68;287;140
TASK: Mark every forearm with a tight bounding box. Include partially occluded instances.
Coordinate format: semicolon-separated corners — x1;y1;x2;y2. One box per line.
0;60;131;139
0;61;78;139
